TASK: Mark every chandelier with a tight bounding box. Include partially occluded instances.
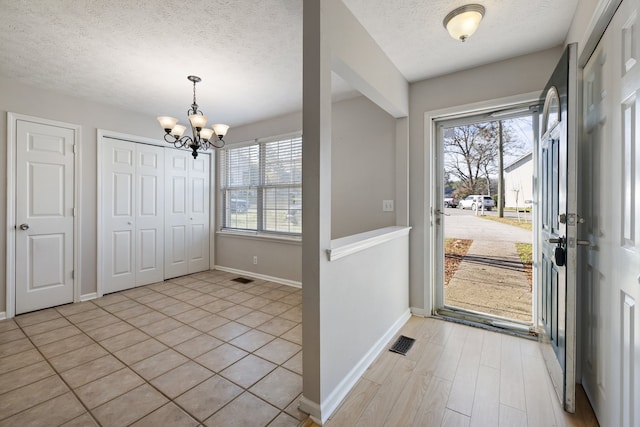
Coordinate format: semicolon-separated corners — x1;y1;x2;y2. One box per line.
157;75;229;158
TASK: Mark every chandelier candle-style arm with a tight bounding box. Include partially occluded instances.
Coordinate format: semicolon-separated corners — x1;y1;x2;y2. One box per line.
157;75;229;158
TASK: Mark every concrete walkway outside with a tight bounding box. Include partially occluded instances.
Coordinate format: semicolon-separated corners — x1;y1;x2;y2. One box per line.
445;239;532;322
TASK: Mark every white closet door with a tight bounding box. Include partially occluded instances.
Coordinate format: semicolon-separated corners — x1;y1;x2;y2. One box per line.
102;139;165;293
165;150;190;279
102;139;136;293
165;150;210;278
135;144;165;285
188;154;210;274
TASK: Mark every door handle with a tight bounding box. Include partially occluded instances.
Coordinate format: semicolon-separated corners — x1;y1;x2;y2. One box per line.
577;240;590;246
435;209;450;216
19;223;29;230
548;237;563;244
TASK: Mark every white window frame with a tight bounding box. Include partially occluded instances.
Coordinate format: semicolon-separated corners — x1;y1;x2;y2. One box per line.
218;133;302;238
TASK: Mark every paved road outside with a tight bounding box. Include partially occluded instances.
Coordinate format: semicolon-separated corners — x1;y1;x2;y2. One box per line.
443;207;532;243
443;207;532;322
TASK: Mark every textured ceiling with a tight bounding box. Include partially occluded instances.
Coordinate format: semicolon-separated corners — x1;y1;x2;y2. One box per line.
342;0;580;82
0;0;579;127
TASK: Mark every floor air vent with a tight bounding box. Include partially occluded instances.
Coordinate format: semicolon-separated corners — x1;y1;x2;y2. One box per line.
389;335;416;356
231;277;254;284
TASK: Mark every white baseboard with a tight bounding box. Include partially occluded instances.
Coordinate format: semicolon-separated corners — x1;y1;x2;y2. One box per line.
0;312;6;321
79;292;98;302
304;308;412;424
410;306;429;317
214;265;301;289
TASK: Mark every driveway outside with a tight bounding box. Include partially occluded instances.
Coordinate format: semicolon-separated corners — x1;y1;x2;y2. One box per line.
444;207;532;243
443;207;533;322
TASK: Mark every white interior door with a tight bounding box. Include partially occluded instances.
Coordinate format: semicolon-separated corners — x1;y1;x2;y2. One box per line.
15;119;75;314
165;150;210;278
582;0;640;424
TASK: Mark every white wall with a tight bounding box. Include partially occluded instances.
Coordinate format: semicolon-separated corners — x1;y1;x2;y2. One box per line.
408;47;563;314
0;76;163;313
319;230;410;417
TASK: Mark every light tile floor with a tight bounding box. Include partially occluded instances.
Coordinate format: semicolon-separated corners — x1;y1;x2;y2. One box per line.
0;270;305;427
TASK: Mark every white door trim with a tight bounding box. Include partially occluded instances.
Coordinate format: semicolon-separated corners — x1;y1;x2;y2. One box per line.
6;113;82;319
424;91;540;317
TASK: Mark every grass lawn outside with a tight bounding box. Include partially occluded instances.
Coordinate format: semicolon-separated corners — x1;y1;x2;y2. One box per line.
515;242;533;290
480;215;533;231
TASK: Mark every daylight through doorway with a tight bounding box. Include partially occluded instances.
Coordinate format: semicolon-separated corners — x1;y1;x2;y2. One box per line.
438;107;535;325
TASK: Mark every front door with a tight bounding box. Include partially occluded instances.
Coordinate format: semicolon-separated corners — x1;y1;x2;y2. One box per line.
538;43;579;412
15;118;76;314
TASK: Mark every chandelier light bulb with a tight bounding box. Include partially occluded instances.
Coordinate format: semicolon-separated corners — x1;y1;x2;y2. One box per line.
200;128;214;141
188;114;208;130
157;116;178;132
171;124;186;138
212;124;230;138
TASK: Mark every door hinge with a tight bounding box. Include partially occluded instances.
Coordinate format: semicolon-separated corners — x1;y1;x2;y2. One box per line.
73;208;76;217
71;270;74;279
73;144;77;154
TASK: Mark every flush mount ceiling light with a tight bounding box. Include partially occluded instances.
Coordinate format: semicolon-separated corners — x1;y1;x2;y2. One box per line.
157;75;229;158
443;4;485;42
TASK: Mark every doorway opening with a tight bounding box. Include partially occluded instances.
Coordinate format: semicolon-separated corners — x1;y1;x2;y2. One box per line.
434;103;537;329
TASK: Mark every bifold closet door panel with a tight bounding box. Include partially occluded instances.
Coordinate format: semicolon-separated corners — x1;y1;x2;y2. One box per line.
165;151;211;278
165;150;190;279
102;139;165;293
102;139;136;293
135;144;165;285
188;154;210;274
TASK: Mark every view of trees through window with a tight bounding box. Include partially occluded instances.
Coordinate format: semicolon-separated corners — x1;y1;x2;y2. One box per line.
443;115;533;209
220;136;302;235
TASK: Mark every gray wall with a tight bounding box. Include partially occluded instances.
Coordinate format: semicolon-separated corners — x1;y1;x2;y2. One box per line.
331;96;396;239
0;77;161;312
215;94;397;282
407;46;564;313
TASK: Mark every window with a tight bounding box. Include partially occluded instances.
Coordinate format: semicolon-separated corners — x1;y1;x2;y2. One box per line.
220;135;302;235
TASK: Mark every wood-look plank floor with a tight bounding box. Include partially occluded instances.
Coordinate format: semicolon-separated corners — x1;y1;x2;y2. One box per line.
318;317;599;427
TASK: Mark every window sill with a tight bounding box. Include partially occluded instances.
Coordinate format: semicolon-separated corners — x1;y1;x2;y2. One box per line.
216;229;302;245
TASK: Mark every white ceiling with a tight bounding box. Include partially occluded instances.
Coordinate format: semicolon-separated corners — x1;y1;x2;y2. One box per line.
0;1;579;128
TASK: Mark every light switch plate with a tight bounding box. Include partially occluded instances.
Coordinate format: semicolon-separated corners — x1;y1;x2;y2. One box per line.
383;200;394;212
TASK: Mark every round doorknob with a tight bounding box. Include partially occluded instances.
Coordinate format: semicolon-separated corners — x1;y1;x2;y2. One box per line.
19;223;29;230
